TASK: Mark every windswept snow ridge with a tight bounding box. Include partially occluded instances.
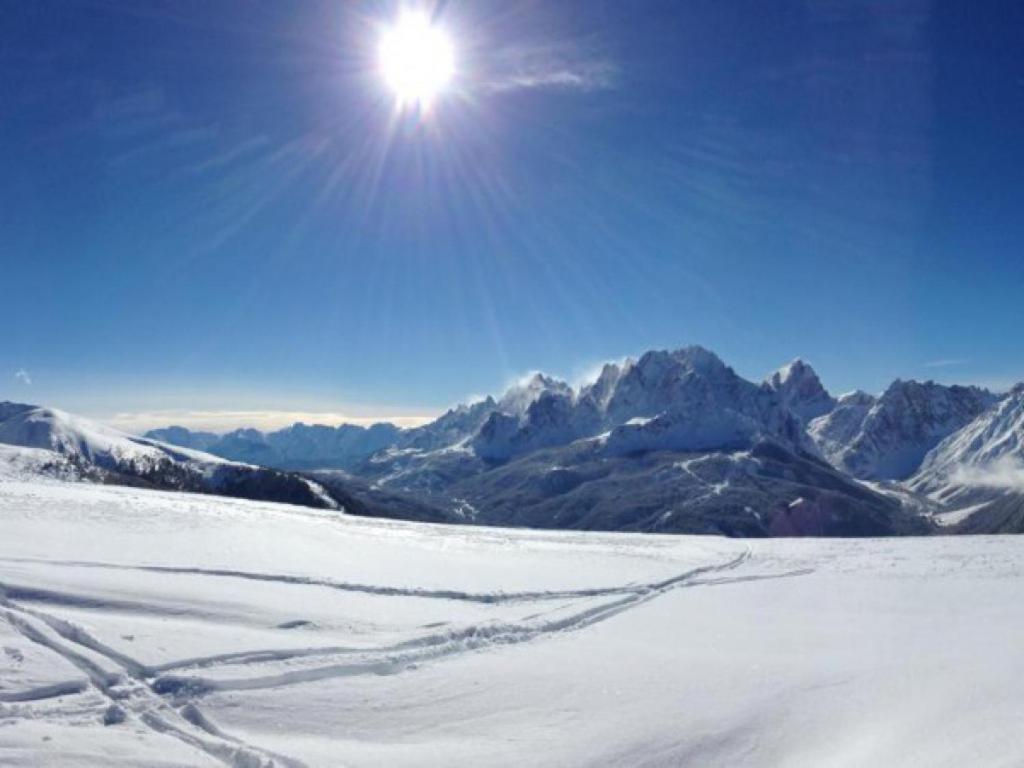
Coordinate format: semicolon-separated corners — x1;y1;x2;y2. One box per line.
0;402;341;511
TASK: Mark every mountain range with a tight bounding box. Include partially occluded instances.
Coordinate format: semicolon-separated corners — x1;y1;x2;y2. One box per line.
144;346;1024;534
0;401;449;522
4;345;1023;536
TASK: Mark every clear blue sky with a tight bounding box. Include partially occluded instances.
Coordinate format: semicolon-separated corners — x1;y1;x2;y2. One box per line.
2;1;1023;431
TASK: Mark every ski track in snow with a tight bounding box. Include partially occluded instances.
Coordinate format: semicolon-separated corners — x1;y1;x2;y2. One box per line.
0;555;728;605
0;544;793;767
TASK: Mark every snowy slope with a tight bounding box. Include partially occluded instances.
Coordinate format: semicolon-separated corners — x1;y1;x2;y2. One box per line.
0;445;90;483
807;389;876;460
2;480;1023;766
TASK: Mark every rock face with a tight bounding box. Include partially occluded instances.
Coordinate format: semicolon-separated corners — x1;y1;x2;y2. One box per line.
807;381;998;480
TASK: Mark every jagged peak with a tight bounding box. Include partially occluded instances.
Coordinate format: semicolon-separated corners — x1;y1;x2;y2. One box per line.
836;390;875;407
767;358;820;386
623;346;731;385
880;378;995;402
497;371;572;417
669;344;728;370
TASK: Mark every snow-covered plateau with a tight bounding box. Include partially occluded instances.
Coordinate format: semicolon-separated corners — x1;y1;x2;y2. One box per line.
2;479;1023;767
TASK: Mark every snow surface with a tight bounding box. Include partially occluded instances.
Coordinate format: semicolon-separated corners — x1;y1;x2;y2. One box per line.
0;446;84;483
2;479;1024;766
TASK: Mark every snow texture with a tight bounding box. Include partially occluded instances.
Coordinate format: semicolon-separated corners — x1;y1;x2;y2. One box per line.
3;479;1024;766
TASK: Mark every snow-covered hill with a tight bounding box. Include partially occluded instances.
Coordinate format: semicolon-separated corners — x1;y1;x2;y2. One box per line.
0;403;230;471
0;444;92;483
2;480;1023;766
0;401;340;510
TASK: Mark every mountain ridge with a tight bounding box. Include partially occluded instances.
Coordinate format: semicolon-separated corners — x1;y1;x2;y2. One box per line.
24;342;1016;537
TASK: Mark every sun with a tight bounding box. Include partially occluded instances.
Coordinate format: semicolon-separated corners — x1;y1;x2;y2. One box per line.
378;12;455;109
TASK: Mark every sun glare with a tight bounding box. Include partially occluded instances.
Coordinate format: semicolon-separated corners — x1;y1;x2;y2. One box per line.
378;12;455;109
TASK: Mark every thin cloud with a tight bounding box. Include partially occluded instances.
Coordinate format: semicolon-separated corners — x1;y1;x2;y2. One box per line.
923;358;968;368
178;135;271;177
480;43;618;93
14;369;31;386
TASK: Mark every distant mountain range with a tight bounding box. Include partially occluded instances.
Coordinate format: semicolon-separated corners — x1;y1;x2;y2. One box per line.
5;344;1023;536
0;401;447;523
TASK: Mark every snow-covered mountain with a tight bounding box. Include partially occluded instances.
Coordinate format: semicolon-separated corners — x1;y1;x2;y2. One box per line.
907;386;1024;531
138;346;926;536
148;421;405;470
344;348;924;536
765;359;837;422
807;380;998;480
134;344;1024;536
396;397;499;452
807;390;876;461
469;347;811;463
151;348;824;474
0;401;340;509
602;348;810;457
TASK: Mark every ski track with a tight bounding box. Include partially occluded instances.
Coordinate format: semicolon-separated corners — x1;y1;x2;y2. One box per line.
0;600;309;768
0;544;800;767
0;555;698;604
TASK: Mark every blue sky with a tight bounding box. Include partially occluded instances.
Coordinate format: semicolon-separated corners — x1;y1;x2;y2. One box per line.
2;1;1023;431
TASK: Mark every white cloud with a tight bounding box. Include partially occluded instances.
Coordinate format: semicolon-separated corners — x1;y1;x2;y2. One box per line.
14;369;31;386
923;358;968;368
486;64;617;92
481;43;618;93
